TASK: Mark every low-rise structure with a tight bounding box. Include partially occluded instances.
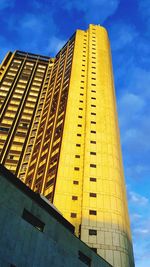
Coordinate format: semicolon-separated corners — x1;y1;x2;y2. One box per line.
0;164;111;267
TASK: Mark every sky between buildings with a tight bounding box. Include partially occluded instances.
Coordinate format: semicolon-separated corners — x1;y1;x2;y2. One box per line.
0;0;150;266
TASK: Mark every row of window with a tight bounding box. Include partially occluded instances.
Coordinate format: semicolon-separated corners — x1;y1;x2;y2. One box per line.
71;209;97;218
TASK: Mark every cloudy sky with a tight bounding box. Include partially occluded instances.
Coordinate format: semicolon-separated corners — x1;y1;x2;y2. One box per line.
0;0;150;266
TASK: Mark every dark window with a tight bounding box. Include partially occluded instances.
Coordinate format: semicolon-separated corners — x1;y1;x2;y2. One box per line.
91;112;96;115
91;104;96;107
78;116;82;118
80;93;84;96
90;177;97;182
8;155;14;159
90;152;96;155
80;87;84;89
78;124;82;127
91;130;96;133
90;140;96;144
79;107;83;110
90;193;97;197
76;144;81;147
71;213;77;218
72;196;78;200
91;248;97;253
89;210;97;215
75;155;80;158
91;90;96;93
91;83;96;86
0;127;9;132
73;180;79;184
74;167;80;170
89;229;97;235
90;164;96;168
22;209;45;232
78;251;91;267
79;100;83;103
77;133;81;136
91;97;96;100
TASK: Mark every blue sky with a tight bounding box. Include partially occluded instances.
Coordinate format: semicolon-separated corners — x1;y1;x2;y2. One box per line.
0;0;150;266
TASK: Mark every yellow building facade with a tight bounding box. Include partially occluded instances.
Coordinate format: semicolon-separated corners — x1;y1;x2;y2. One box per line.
0;25;134;267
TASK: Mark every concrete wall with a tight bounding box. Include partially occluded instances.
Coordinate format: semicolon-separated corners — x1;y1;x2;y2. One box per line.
0;165;111;267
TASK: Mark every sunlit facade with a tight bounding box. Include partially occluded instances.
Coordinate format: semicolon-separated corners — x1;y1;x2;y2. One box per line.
0;24;134;267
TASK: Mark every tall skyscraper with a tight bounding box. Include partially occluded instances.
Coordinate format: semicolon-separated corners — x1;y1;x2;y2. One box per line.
0;24;134;267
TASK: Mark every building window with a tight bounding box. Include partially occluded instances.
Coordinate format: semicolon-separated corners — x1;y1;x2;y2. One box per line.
22;209;45;232
79;100;83;103
91;121;96;124
71;213;77;218
79;107;83;110
90;177;97;182
91;97;96;100
90;193;97;197
72;196;78;200
0;127;9;132
75;155;80;158
80;93;84;96
78;251;91;267
91;104;96;107
73;180;79;184
91;248;97;253
91;112;96;115
90;164;96;168
90;152;96;155
91;130;96;133
74;167;80;171
76;144;81;147
89;229;97;235
89;210;97;215
78;116;82;118
77;133;81;136
90;140;96;144
78;124;82;127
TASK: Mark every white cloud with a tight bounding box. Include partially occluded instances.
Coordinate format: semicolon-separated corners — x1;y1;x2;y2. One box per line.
138;0;150;22
128;190;149;206
130;213;142;222
133;228;150;235
46;37;66;56
0;0;15;10
110;23;138;51
62;0;120;23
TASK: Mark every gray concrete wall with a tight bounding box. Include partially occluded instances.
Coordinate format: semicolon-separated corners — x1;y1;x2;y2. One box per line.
0;169;112;267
